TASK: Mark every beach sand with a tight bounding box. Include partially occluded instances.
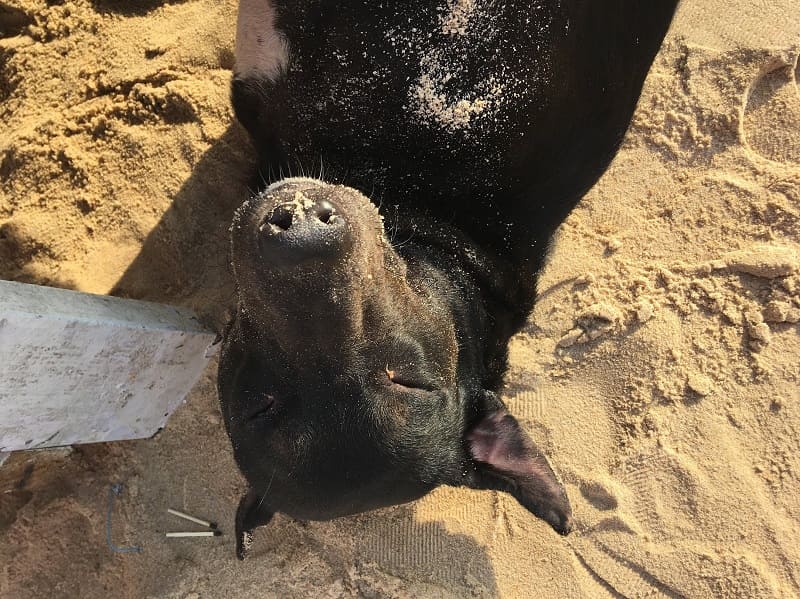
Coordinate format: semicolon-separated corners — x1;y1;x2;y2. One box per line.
1;1;799;597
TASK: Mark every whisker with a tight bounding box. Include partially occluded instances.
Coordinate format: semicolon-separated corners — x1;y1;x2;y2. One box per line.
391;205;401;243
255;467;277;511
392;231;416;250
258;164;272;187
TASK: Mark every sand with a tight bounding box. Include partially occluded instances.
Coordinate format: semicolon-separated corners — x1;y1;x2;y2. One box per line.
1;0;799;597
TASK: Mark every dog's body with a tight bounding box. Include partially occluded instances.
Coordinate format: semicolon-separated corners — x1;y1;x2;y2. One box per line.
220;0;678;559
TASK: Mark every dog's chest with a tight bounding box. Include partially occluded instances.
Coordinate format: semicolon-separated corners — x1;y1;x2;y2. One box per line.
278;1;561;201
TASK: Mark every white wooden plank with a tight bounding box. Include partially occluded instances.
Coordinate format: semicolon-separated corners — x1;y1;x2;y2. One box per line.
0;280;216;452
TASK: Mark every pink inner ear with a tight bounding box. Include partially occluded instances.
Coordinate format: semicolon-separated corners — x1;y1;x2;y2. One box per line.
468;412;506;462
466;407;574;535
467;409;558;480
467;410;532;472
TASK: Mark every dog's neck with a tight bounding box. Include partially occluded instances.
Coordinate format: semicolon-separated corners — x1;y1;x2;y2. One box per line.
392;212;532;392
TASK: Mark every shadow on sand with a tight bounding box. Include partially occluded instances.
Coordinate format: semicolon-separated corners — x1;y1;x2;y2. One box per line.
110;124;255;332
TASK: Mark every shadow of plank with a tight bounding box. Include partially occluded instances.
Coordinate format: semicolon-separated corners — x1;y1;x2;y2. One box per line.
111;124;255;331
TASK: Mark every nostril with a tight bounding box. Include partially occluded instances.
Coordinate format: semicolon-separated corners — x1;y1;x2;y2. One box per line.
267;205;293;231
315;200;335;225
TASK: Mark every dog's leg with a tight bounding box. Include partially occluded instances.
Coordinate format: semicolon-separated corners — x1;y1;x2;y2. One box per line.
235;0;288;83
233;0;291;186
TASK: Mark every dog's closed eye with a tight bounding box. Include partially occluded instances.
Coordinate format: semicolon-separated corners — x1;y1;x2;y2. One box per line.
385;365;433;391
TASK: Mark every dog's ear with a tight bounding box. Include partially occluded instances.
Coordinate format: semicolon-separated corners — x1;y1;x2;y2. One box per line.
462;392;573;535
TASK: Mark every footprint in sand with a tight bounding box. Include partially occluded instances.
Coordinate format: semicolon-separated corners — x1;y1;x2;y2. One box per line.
742;52;800;164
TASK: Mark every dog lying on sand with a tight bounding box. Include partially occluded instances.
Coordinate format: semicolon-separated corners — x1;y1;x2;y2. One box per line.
219;0;679;559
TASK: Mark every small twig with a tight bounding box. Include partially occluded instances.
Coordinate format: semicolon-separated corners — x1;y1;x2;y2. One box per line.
166;531;222;538
167;508;217;529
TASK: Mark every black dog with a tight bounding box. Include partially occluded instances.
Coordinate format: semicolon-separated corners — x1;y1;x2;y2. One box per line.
220;0;678;559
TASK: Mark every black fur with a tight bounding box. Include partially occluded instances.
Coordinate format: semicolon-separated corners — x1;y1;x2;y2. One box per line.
220;0;678;559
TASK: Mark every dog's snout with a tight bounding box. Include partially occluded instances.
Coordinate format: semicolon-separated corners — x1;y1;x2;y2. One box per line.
257;188;351;264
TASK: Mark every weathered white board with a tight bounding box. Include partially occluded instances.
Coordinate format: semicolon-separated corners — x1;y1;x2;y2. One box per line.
0;280;216;453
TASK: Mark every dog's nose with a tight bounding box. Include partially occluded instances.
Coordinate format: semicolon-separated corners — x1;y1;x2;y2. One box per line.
258;188;351;264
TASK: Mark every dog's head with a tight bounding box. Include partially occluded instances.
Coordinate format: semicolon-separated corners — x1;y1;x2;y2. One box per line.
220;178;572;550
